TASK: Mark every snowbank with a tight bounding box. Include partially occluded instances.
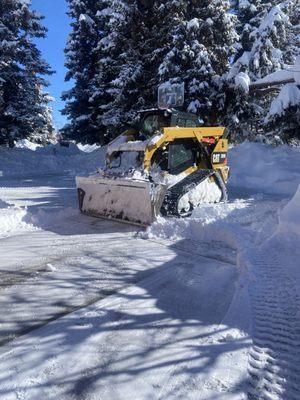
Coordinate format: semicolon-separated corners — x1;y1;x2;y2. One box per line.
25;207;79;230
229;142;300;197
0;206;36;238
77;143;101;153
143;200;248;247
0;202;79;238
278;185;300;236
0;143;106;178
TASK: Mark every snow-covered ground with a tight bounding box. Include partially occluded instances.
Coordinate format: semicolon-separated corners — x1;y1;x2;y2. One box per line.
0;142;299;399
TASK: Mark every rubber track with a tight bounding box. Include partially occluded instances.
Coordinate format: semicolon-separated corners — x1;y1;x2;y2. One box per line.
160;169;226;217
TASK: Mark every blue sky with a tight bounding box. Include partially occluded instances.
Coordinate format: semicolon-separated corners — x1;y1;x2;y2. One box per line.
32;0;72;129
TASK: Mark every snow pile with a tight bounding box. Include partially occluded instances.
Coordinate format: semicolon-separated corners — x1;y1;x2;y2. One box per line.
144;200;248;245
229;142;300;196
0;144;106;178
15;139;42;151
187;18;200;30
25;207;79;230
0;202;79;238
0;195;36;237
77;143;101;153
0;199;9;209
0;206;36;238
36;143;81;155
278;185;300;236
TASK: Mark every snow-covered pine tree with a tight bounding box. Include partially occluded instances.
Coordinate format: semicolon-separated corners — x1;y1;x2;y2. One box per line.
264;1;300;142
91;0;141;141
158;0;237;123
64;0;238;142
93;0;167;141
226;0;299;142
0;0;54;145
62;0;102;144
230;0;288;80
63;0;160;143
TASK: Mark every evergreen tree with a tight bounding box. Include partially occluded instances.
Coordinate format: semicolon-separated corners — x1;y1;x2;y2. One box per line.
263;2;300;142
158;0;238;123
93;0;170;141
225;0;299;141
63;0;238;143
64;0;162;143
92;0;148;141
264;50;300;142
0;0;54;145
62;0;101;144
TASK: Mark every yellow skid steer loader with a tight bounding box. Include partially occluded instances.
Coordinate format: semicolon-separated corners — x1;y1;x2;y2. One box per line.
76;108;229;226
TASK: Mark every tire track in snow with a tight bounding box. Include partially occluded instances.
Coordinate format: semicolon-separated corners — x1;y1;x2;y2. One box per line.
247;247;300;400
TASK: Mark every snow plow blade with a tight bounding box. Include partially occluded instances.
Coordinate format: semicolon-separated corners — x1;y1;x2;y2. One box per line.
76;176;166;226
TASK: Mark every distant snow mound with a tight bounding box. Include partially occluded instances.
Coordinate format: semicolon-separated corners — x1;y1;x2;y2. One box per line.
15;139;42;151
0;144;106;178
36;143;81;156
77;143;101;153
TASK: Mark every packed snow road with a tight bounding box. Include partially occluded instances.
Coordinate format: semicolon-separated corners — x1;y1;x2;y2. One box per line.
0;142;300;399
0;173;249;399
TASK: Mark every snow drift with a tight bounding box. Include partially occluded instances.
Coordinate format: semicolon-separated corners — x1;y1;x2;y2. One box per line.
0;206;35;238
0;142;105;178
229;142;300;197
278;185;300;236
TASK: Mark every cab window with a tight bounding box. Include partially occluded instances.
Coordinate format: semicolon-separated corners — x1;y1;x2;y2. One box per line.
168;139;196;175
141;114;169;137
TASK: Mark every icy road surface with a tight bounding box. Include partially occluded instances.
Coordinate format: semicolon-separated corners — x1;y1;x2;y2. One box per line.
1;140;300;400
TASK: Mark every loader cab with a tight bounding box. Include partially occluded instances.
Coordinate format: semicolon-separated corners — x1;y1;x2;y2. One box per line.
151;139;201;176
138;109;202;138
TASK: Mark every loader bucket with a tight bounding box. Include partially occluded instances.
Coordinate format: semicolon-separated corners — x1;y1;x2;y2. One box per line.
76;175;166;226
